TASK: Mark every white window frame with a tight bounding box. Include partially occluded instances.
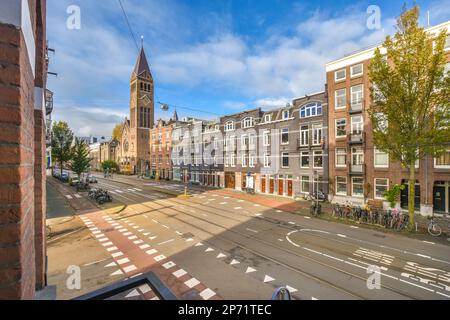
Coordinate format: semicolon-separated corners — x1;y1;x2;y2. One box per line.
230;155;236;167
249;155;255;168
335;69;346;82
336;148;347;167
264;114;272;123
242;154;248;167
335;118;347;138
300;125;309;146
350;64;363;78
435;149;450;169
351;115;363;134
350;84;364;110
225;121;235;132
352;177;364;197
263;130;270;147
352;147;364;165
281;128;289;145
241;134;248;147
301;176;310;194
242;117;254;129
281;152;289;168
300;103;322;118
335;89;346;109
249;134;256;148
282;110;290;120
313;150;323;169
375;178;389;200
263;153;271;168
374;148;389;168
336;176;347;196
300;151;310;169
312;124;323;146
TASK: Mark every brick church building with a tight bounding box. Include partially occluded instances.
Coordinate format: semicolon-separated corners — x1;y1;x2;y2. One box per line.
117;46;154;175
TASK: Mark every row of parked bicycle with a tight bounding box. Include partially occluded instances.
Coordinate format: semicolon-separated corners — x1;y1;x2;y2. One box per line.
331;203;410;230
88;188;113;205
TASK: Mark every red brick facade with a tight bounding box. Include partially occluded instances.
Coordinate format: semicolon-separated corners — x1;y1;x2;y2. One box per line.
0;0;48;299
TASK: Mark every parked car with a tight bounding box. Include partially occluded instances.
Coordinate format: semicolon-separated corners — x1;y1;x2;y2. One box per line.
60;172;69;182
88;176;98;184
69;177;80;186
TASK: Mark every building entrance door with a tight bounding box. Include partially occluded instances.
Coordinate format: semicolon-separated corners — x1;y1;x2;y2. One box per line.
278;178;284;196
269;177;274;194
401;181;420;210
433;185;446;213
261;176;266;193
287;179;293;197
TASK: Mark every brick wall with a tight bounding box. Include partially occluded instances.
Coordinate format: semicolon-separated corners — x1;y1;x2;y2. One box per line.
0;0;47;299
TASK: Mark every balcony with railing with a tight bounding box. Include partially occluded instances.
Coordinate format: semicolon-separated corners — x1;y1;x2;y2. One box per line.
348;162;366;175
349;98;364;114
348;131;365;145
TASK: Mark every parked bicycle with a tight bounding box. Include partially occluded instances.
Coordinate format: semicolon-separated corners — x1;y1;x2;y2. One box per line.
88;188;112;205
310;201;322;217
427;216;442;237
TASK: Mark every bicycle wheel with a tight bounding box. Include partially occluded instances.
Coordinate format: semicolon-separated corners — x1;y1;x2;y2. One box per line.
428;223;442;237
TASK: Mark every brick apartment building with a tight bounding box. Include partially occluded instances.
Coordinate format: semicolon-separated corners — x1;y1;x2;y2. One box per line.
221;108;263;191
326;21;450;215
149;117;176;180
0;0;50;299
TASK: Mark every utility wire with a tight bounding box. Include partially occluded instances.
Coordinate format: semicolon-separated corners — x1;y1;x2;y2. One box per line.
118;0;139;52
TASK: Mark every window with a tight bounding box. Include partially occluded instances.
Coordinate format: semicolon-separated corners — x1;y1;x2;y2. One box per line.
336;148;347;167
374;148;389;168
312;124;323;146
313;151;323;168
300;103;323;118
351;115;363;134
264;114;272;123
435;150;450;168
351;85;363;111
300;126;309;146
242;117;254;128
336;119;347;138
282;110;290;120
351;64;363;77
215;125;220;131
264;153;271;167
249;155;255;168
301;176;310;194
301;152;310;168
335;89;346;109
445;34;450;51
230;156;236;167
281;128;289;144
213;139;218;149
336;177;347;195
352;147;364;165
249;134;256;147
225;121;235;132
242;154;248;167
375;178;389;199
241;135;248;147
224;156;229;167
263;130;270;146
352;177;364;197
335;69;346;81
282;153;289;168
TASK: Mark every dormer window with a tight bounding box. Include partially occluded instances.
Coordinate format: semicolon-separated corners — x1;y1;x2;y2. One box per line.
242;117;254;129
225;121;235;132
300;103;323;118
264;114;272;123
282;110;290;120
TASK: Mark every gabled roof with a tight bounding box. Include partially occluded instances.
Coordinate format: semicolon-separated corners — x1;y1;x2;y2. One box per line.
133;47;152;78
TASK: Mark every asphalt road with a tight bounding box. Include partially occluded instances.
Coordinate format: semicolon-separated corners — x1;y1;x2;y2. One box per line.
56;174;450;300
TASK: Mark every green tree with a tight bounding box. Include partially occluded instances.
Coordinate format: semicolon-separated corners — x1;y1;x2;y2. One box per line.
368;7;450;230
69;138;91;179
51;121;74;177
101;160;119;172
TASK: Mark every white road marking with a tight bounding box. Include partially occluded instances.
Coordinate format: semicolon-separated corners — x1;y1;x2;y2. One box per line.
289;222;296;225
173;269;187;278
110;269;124;276
337;234;347;238
139;284;152;294
234;207;242;210
117;258;130;265
149;236;157;240
304;216;311;219
65;195;73;199
230;259;240;266
118;229;127;232
417;254;431;259
312;297;318;300
217;253;227;259
185;278;200;289
106;246;118;252
123;232;132;236
264;275;275;283
286;285;298;294
95;234;105;238
74;194;82;199
422;241;435;245
350;226;359;229
111;252;123;258
123;265;137;273
205;247;215;253
162;261;176;270
146;249;158;256
128;236;138;240
143;232;151;236
98;238;108;243
133;240;144;245
158;239;175;246
220;202;227;205
246;228;258;233
200;288;216;300
154;255;166;262
246;267;257;273
195;242;204;247
102;242;114;247
139;244;150;250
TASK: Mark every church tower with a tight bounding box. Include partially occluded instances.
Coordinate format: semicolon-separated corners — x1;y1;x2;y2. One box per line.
130;46;154;129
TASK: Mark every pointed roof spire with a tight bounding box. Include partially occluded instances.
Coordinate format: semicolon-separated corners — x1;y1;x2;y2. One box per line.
172;109;179;122
133;39;152;78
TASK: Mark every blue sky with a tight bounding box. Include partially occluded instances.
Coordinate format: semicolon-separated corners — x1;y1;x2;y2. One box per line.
47;0;450;136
